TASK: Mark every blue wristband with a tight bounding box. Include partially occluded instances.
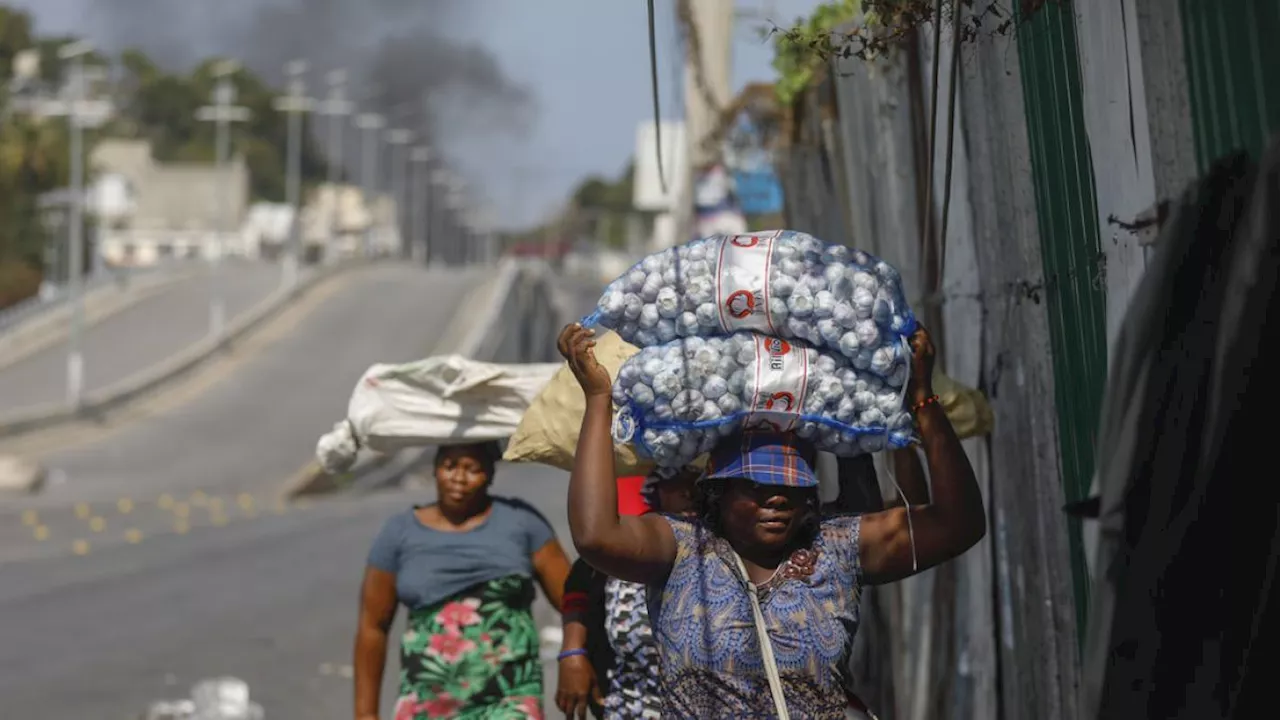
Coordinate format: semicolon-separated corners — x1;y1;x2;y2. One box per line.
557;648;588;661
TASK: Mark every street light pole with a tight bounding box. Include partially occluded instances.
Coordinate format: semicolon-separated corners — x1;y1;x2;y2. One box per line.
196;60;250;344
444;175;466;266
274;60;313;289
58;41;92;410
318;70;352;264
354;113;385;257
429;167;447;265
410;146;431;265
385;128;412;259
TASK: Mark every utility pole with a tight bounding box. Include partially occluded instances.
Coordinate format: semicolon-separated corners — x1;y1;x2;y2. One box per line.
677;0;734;243
410;146;432;265
196;60;250;345
273;60;313;288
354;112;385;257
443;173;466;265
54;41;92;410
429;167;448;265
317;70;352;264
385;128;413;259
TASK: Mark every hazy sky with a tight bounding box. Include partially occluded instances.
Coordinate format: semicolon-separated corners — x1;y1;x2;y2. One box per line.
14;0;821;229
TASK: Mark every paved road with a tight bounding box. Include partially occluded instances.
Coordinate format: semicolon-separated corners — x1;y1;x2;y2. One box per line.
0;464;572;720
0;264;596;719
0;262;282;413
8;263;477;509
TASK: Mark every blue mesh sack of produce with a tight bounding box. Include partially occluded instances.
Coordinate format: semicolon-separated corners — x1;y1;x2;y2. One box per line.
583;230;917;383
610;332;916;468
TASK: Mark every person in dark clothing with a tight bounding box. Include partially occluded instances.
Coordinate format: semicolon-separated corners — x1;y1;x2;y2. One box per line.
825;450;932;516
1078;143;1280;719
556;467;700;720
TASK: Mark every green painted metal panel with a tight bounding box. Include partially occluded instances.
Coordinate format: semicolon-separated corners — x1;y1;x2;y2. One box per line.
1182;0;1280;169
1014;1;1109;645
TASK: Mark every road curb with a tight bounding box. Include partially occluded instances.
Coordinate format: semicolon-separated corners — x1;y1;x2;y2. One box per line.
0;260;371;441
281;260;526;501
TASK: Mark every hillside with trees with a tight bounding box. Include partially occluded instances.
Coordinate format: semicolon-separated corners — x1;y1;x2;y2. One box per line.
0;3;330;309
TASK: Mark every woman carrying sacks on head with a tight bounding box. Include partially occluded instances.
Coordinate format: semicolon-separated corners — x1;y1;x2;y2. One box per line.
353;441;573;720
557;323;986;719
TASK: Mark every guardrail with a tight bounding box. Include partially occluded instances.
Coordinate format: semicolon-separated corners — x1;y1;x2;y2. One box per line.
0;259;371;440
0;261;192;334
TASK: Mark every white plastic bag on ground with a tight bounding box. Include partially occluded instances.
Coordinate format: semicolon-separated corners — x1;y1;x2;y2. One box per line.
316;356;560;474
612;332;915;468
584;230;917;381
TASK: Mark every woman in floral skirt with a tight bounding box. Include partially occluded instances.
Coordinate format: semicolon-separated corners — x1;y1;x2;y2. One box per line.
354;441;573;720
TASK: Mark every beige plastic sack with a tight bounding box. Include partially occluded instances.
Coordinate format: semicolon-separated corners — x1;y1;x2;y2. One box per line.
316;356;560;474
504;331;658;475
933;367;994;439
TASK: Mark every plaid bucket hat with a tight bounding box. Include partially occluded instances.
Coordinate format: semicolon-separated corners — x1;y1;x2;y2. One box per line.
705;432;819;488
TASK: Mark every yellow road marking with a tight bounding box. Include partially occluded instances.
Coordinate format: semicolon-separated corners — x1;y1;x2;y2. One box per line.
33;525;49;541
72;539;89;555
22;510;38;526
117;498;134;514
125;528;143;544
89;516;106;533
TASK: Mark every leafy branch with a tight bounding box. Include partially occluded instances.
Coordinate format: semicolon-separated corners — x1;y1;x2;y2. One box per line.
770;0;1063;104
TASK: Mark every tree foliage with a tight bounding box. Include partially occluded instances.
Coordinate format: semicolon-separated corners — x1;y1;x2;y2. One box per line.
114;55;331;202
570;160;639;249
770;0;861;106
770;0;1037;106
0;2;332;307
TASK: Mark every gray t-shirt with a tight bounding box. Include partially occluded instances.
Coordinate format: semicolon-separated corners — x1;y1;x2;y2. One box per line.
367;497;556;610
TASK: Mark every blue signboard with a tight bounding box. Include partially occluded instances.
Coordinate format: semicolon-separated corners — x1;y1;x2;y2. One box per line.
733;170;784;215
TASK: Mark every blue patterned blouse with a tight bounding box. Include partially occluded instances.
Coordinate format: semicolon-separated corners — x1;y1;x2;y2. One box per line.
646;514;864;719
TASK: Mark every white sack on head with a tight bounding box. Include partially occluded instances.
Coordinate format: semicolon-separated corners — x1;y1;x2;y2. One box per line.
316;356;560;474
585;230;918;382
611;332;916;468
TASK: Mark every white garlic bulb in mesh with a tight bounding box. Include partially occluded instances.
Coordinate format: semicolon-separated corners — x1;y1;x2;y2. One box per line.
589;231;915;382
611;332;915;467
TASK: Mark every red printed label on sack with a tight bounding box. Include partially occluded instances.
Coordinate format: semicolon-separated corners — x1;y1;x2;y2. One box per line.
715;231;782;335
745;335;809;433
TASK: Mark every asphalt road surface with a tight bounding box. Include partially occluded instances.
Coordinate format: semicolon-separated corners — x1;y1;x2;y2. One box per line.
8;263;478;509
0;261;281;413
0;464;573;720
0;265;600;719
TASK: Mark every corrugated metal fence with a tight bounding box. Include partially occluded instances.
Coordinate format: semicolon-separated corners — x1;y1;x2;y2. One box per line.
774;2;1280;718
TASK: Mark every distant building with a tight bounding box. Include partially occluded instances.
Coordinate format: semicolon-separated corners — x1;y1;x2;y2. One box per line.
240;203;295;260
300;183;401;259
90;139;250;267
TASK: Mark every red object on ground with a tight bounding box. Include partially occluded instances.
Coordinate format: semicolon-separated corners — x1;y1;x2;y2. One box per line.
616;475;651;516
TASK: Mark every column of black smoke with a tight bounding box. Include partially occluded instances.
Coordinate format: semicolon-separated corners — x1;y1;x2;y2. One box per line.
56;0;534;183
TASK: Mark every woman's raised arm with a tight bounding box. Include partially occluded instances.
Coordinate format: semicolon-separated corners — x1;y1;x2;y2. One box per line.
560;324;676;584
859;327;986;584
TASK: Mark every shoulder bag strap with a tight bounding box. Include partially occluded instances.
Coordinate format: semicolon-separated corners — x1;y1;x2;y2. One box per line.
731;552;791;720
